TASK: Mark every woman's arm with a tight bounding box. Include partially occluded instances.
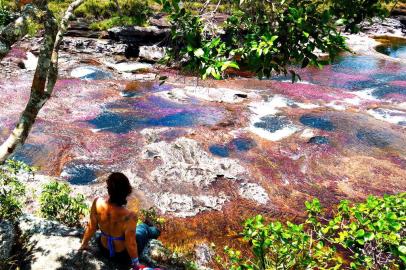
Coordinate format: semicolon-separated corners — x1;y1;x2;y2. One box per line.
124;213;139;258
80;198;98;250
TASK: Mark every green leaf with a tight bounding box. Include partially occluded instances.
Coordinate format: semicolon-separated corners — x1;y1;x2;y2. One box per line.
356;229;365;238
194;48;204;58
364;232;375;241
399;245;406;255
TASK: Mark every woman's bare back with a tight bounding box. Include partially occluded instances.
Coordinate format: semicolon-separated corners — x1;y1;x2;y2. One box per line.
93;198;138;253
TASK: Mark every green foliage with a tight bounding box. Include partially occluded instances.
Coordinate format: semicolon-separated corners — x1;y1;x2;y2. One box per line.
75;0;152;29
307;194;406;269
155;0;395;80
154;0;239;79
0;160;33;221
221;193;406;269
0;0;12;27
48;0;73;22
90;16;147;30
39;181;88;227
328;0;395;32
140;207;165;225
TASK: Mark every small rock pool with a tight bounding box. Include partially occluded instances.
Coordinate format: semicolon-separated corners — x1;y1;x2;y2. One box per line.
375;40;406;59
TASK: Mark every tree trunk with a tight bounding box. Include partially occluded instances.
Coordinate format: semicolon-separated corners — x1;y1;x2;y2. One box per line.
0;0;85;163
0;9;58;163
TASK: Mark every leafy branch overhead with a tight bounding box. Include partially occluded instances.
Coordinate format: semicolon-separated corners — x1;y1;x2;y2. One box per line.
155;0;397;80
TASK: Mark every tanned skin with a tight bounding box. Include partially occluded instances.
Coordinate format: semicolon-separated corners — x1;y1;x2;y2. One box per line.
80;197;138;258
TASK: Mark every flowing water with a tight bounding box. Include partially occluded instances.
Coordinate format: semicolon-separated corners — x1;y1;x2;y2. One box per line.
1;47;405;250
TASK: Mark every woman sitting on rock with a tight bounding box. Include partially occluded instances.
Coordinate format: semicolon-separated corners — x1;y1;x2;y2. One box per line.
80;172;160;270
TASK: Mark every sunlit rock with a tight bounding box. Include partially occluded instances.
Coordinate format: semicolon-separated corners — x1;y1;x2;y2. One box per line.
194;243;214;270
153;192;228;217
22;51;37;71
106;61;152;73
367;108;406;125
159;86;254;103
70;66;113;80
139;45;167;62
17;215;117;270
239;183;269;204
248;96;301;141
142;137;246;187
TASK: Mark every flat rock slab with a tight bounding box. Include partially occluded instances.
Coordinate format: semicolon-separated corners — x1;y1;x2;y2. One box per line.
18;215;123;270
108;26;170;45
13;215;195;270
106;62;153;73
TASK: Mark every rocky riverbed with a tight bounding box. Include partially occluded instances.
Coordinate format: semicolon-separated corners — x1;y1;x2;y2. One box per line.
0;16;405;267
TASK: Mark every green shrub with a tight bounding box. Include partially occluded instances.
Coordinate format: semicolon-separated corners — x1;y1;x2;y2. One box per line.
0;160;33;221
140;207;165;225
75;0;152;27
155;0;396;80
329;0;394;32
74;0;116;19
39;181;88;227
220;193;406;270
89;15;147;30
0;0;12;27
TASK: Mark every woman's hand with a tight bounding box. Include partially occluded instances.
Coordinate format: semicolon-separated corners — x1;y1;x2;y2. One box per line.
79;243;89;251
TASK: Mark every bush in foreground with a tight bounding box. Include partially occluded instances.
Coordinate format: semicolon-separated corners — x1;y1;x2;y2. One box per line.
220;193;406;270
0;160;34;221
39;181;88;227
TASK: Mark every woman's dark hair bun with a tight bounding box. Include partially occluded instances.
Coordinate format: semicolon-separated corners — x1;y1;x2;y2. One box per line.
107;172;132;206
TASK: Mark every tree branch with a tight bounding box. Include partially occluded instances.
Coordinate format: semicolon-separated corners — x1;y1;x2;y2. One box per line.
0;0;85;163
46;0;85;95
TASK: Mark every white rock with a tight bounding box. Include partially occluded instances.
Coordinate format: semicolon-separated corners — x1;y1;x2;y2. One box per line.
159;86;255;104
70;66;112;80
153;192;228;217
139;45;167;62
23;52;38;71
142;137;246;187
367;108;406;125
239;183;269;204
248;96;300;141
105;61;152;73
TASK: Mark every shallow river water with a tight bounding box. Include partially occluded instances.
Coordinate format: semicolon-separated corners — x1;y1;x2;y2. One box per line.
1;47;405;250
